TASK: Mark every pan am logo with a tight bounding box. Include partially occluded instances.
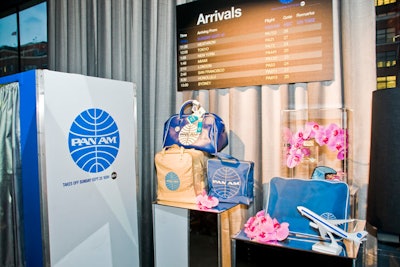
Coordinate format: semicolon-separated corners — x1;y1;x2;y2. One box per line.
211;167;241;199
68;108;120;173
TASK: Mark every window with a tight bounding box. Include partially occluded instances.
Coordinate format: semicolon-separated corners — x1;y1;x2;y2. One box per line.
377;51;397;68
377;28;396;44
0;1;47;77
377;76;397;89
0;13;18;76
375;0;397;7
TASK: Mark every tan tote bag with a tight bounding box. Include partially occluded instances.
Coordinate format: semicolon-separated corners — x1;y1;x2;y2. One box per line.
155;145;209;204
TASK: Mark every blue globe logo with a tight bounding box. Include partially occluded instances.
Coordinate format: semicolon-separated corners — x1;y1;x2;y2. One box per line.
69;108;120;173
165;172;180;191
211;167;241;199
321;212;337;220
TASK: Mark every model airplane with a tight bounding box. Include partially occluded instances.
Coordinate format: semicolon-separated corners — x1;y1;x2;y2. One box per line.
297;206;368;255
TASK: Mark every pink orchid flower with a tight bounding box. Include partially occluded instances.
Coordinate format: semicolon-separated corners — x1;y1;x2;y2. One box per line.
305;121;319;138
285;122;348;169
286;150;303;168
196;190;219;210
244;210;290;244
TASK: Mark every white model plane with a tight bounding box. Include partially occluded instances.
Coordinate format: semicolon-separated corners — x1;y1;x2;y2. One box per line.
297;206;368;255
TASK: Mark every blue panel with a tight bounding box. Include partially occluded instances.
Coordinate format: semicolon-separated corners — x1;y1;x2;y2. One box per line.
0;70;43;267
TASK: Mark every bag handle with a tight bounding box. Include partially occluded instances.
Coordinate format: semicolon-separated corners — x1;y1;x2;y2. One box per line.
214;152;240;162
162;144;184;155
179;99;206;120
161;145;187;160
179;99;199;117
212;152;246;168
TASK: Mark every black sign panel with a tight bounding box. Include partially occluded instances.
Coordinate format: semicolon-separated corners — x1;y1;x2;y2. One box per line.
176;0;333;91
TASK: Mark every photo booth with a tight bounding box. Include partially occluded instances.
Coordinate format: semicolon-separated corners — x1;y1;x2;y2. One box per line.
0;70;139;267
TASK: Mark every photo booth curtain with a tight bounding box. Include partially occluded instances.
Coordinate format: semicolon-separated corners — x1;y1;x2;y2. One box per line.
47;0;376;266
0;82;24;267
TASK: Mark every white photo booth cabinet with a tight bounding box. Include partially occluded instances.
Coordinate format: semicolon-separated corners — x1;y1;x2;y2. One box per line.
0;70;140;267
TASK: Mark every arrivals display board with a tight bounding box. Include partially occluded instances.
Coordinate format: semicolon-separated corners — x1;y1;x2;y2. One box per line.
176;0;333;91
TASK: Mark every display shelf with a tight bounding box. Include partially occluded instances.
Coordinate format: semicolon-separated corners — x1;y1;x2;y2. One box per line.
153;201;240;267
232;220;366;267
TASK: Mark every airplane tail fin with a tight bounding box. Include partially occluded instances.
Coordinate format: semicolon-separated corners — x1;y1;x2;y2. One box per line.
347;231;368;244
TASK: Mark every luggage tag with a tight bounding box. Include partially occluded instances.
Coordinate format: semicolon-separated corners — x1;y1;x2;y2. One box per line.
186;101;202;123
195;107;206;133
186;106;206;134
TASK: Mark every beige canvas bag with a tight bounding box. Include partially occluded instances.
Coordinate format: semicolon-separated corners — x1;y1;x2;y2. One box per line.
155;145;209;203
